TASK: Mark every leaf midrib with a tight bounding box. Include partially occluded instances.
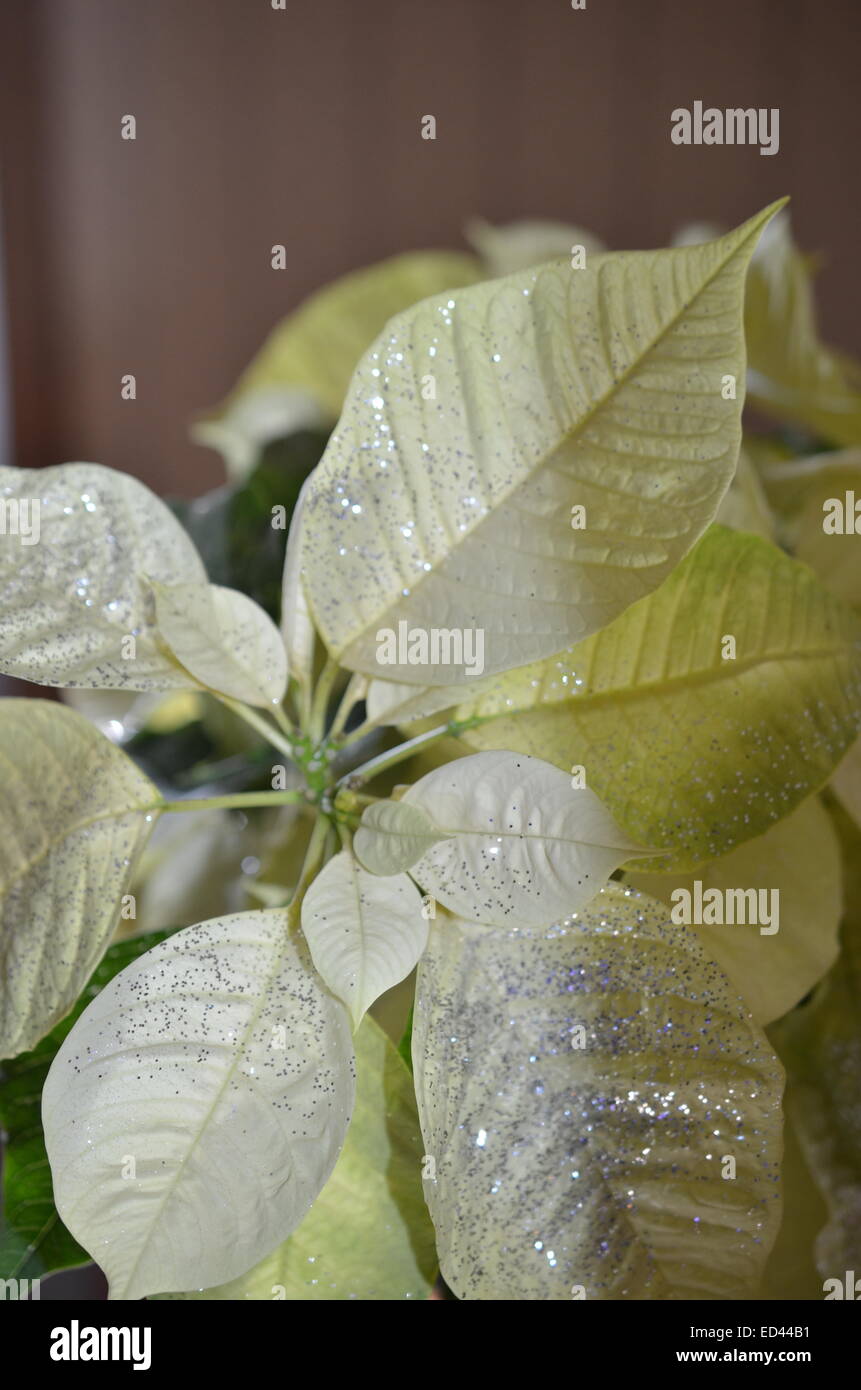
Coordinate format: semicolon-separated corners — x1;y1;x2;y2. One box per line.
338;207;779;658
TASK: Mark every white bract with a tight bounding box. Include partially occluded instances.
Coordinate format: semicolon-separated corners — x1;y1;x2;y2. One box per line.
0;700;160;1058
302;205;782;684
0;464;206;690
153;580;288;707
412;886;784;1300
399;749;649;924
42;912;355;1300
301;851;427;1027
353;798;451;875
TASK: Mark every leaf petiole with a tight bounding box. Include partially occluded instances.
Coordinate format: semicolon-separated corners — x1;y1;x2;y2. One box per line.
154;790;307;815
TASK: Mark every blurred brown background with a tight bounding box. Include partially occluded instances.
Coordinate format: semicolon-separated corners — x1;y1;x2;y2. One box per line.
0;0;858;497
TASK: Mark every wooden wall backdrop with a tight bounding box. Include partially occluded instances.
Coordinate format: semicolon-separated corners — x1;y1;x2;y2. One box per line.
0;0;858;497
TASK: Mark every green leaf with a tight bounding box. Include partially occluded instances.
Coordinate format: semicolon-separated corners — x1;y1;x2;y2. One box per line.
455;526;861;870
301;850;427;1028
401;750;647;925
0;700;161;1058
624;796;842;1025
42;911;355;1299
159;1016;436;1299
302;204;784;685
0;930;171;1282
197;250;481;433
413;884;784;1300
0;464;210;691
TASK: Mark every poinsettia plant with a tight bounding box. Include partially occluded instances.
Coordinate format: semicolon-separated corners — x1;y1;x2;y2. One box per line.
1;197;861;1301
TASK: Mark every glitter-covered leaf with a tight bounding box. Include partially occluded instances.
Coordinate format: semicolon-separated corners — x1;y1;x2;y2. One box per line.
0;463;207;690
625;796;842;1026
0;700;160;1059
454;527;861;870
354;799;451;875
402;750;647;926
413;884;784;1301
0;930;171;1282
302;204;783;685
153;580;288;707
159;1016;436;1299
301;851;426;1028
42;911;355;1300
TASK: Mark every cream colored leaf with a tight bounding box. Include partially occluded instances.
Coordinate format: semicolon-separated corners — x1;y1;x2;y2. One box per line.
624;797;842;1025
160;1016;436;1300
301;851;427;1028
404;750;647;925
303;204;783;685
832;735;861;830
153;580;288;707
715;446;774;539
0;700;160;1058
678;211;861;446
366;679;463;728
745;211;861;447
0;463;207;690
42;911;355;1300
760;449;861;609
465;217;605;276
413;884;784;1300
191;385;327;482
354;799;451;875
455;526;861;870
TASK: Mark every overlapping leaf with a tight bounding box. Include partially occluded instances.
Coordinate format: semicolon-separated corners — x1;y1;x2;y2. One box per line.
301;851;426;1027
0;700;161;1058
625;796;842;1025
401;750;647;924
160;1017;436;1300
0;932;170;1282
0;464;206;690
302;205;782;684
413;884;784;1300
454;527;861;869
43;911;355;1299
153;580;288;707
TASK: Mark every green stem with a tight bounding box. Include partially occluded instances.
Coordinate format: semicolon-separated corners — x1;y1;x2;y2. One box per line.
334;714;377;751
219;696;297;761
338;716;481;789
309;657;341;742
273;702;296;740
329;673;367;740
155;790;306;815
288;814;330;916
